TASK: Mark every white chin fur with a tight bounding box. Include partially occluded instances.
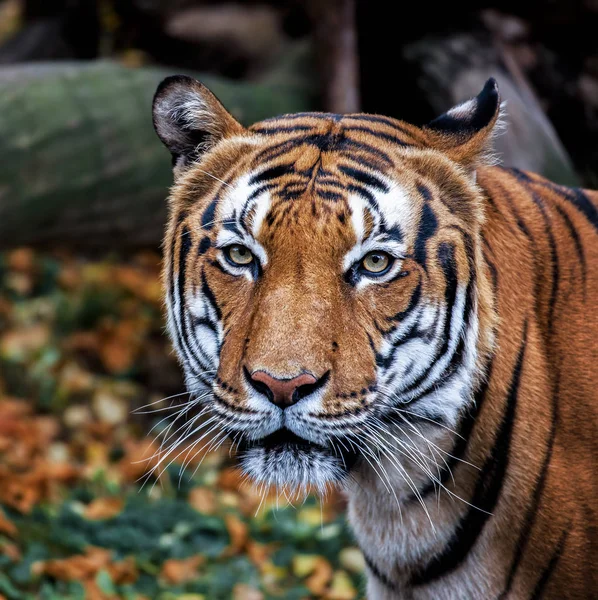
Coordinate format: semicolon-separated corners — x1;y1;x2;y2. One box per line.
239;445;346;494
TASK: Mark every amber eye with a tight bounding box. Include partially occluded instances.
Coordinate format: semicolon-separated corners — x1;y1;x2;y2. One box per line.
361;252;391;274
225;245;254;266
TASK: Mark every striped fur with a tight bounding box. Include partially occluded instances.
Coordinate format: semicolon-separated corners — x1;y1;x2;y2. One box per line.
153;77;597;599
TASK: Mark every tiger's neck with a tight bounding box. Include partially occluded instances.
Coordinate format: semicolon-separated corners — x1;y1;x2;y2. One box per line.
344;360;501;598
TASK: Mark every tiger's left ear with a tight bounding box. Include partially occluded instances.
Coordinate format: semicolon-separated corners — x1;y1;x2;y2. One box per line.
423;78;503;173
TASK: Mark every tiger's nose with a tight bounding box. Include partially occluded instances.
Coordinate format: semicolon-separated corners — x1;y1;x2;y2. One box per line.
247;370;318;408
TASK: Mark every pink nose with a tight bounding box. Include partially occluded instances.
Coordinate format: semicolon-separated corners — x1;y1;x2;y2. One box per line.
249;371;318;408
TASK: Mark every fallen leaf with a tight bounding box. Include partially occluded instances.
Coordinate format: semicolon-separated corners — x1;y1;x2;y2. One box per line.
305;557;333;596
246;541;273;568
84;497;124;520
224;514;248;555
188;487;216;515
0;325;50;360
232;583;263;600
325;570;357;599
0;509;17;537
339;547;365;574
160;555;204;584
6;248;35;272
33;547;137;585
92;389;128;425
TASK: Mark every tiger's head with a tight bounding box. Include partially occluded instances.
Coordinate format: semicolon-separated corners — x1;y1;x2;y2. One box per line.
152;77;500;494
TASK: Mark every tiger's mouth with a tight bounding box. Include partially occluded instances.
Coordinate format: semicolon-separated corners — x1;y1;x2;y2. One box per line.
238;428;320;453
236;427;359;491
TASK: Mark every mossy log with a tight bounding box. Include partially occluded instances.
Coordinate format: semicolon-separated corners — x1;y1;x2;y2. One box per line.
0;60;314;249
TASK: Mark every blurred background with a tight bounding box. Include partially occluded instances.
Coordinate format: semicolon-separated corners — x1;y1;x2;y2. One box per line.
0;1;596;599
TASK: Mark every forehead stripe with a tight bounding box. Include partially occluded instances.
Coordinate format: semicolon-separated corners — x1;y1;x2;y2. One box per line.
249;163;295;185
347;184;379;212
345;114;415;135
414;202;438;268
338;164;389;193
344;124;413;147
201;197;218;230
200;270;222;321
252;125;314;135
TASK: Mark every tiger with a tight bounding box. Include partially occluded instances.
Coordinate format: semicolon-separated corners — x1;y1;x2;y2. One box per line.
151;76;598;600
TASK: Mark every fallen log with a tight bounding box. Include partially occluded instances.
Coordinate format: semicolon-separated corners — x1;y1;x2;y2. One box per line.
0;57;314;249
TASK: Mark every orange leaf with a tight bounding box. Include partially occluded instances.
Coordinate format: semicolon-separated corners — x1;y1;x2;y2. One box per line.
246;541;273;568
107;556;138;584
84;497;124;520
160;555;204;584
0;509;17;537
189;487;216;515
218;467;245;491
33;547;137;585
0;542;21;562
6;248;35;272
233;583;263;600
305;557;334;596
224;514;248;555
33;547;113;580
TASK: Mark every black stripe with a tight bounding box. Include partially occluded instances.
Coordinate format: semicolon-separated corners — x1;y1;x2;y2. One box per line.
498;374;559;599
251;124;314;135
341;153;392;173
193;316;218;335
414;202;438;268
530;528;568;600
347;184;379;211
316;189;344;201
416;246;498;499
249;164;295;185
512;169;598;234
173;224;214;381
198;236;211;255
222;216;243;237
397;243;458;396
344;124;413;147
316;178;345;190
207;258;232;276
417;184;433;202
508;169;560;332
387;282;422;324
246;182;277;204
411;322;527;585
258;112;340;122
336;136;394;166
554;205;587;288
378;223;404;243
362;551;399;593
252;137;313;163
200;270;222;321
201;198;218;230
569;188;598;233
416;358;494;501
338;164;389;193
345;114;415;136
375;308;425;360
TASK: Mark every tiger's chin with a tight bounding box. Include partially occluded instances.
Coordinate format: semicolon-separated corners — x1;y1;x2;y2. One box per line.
237;429;356;493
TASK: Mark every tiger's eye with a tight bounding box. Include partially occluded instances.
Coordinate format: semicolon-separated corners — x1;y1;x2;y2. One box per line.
226;245;254;265
361;252;391;274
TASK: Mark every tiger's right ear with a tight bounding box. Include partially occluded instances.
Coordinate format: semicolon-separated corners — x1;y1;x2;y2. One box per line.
152;75;244;176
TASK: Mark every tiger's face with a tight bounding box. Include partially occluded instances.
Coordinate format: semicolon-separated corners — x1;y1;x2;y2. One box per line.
153;77;499;493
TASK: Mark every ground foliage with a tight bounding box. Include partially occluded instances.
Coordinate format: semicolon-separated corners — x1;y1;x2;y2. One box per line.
0;249;365;600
